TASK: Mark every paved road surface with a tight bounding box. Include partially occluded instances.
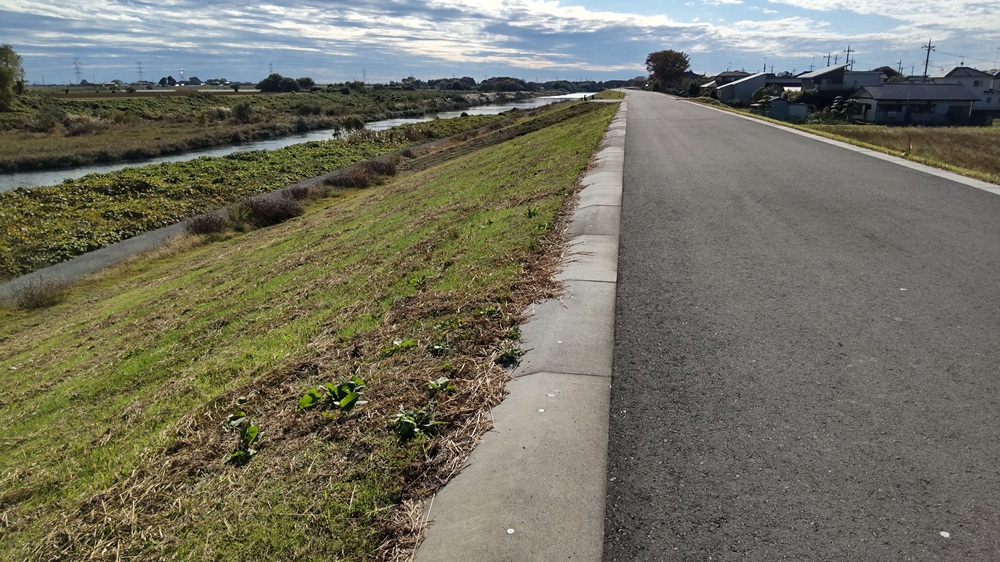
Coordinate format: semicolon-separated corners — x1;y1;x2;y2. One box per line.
605;90;1000;560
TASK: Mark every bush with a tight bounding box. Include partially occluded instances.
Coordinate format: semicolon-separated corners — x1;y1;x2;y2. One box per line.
186;213;231;235
282;186;312;200
325;158;398;189
230;196;304;228
10;277;68;310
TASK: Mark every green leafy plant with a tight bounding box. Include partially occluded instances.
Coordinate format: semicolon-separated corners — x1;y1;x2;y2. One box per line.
223;397;262;465
297;376;367;414
391;402;444;441
381;339;417;356
427;377;456;393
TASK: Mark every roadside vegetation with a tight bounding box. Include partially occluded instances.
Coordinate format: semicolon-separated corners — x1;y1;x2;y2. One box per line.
688;96;1000;185
0;99;619;560
0;114;503;280
801;123;1000;184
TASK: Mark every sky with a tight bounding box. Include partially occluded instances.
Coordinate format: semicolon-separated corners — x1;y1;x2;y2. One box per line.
1;0;999;86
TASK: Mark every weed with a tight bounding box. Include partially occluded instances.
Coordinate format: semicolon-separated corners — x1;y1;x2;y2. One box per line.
427;377;456;393
297;376;367;414
223;397;262;465
381;339;418;356
391;402;444;441
525;207;539;219
495;345;525;368
11;277;68;310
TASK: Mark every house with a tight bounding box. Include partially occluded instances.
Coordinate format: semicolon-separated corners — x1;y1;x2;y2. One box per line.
765;97;809;121
927;66;999;114
716;72;767;104
700;70;751;95
799;64;883;92
850;83;979;125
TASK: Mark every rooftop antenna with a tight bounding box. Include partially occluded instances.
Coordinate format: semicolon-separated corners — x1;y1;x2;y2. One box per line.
922;39;935;81
73;58;83;84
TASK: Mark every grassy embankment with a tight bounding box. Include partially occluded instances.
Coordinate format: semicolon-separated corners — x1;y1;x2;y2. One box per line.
688;96;1000;185
0;100;620;560
0;88;509;172
0;114;504;280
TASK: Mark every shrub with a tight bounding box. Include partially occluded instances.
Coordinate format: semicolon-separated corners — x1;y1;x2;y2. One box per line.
231;196;304;228
11;277;68;310
185;213;231;235
282;186;312;200
325;158;398;189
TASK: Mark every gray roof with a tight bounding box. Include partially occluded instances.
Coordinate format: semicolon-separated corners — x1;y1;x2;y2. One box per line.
930;66;993;79
799;64;848;79
718;72;767;89
852;83;979;102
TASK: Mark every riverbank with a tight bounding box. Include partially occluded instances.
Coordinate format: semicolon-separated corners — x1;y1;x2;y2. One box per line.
0;114;505;280
0;89;541;173
0;100;619;561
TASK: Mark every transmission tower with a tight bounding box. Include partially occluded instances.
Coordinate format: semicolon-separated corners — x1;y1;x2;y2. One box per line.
137;61;144;82
73;58;83;84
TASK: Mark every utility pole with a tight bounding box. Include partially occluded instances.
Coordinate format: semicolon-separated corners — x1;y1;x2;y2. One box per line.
844;45;855;70
897;60;903;74
922;39;935;81
834;54;840;64
826;52;832;66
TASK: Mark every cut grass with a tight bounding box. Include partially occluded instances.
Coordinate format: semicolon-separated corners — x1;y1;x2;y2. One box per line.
0;100;619;561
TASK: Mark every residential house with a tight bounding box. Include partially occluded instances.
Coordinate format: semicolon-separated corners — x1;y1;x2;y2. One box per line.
927;66;999;115
850;83;979;125
716;72;767;104
799;64;883;93
700;70;751;94
750;96;810;121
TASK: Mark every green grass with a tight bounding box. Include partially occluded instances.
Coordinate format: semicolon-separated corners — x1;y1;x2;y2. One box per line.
0;100;619;561
0;115;502;280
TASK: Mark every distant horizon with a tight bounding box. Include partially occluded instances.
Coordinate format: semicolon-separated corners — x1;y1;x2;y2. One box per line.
3;1;998;86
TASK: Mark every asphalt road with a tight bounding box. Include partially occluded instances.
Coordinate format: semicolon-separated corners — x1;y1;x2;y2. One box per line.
605;90;1000;561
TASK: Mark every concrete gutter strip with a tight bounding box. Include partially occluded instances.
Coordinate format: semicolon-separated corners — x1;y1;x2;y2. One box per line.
414;100;626;562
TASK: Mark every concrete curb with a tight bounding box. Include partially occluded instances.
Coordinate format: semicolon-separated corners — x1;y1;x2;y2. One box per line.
414;99;627;561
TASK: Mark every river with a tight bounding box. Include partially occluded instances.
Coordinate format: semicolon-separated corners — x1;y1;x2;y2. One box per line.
0;94;589;192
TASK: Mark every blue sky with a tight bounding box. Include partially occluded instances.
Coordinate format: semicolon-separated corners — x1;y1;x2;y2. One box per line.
1;0;998;85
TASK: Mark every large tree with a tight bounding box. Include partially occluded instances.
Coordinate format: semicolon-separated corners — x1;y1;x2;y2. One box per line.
0;44;25;112
646;49;690;90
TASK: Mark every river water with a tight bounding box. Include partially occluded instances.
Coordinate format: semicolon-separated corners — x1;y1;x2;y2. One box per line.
0;94;588;192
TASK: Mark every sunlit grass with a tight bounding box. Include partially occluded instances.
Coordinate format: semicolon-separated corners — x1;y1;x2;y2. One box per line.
0;101;618;561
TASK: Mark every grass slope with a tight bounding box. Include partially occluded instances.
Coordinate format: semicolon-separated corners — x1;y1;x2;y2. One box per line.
0;100;619;561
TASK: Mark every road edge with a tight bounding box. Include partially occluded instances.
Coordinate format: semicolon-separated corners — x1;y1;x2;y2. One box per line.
413;98;627;561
